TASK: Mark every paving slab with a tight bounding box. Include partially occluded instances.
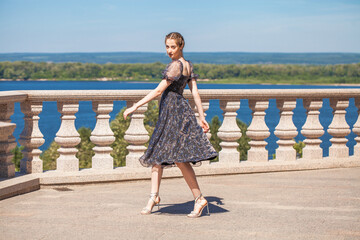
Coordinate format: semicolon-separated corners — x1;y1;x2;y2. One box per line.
1;167;360;240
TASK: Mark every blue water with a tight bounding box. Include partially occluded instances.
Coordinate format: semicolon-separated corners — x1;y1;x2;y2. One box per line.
1;80;359;158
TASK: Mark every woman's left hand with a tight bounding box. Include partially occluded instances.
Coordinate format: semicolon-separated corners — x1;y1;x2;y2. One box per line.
199;118;210;133
123;105;138;120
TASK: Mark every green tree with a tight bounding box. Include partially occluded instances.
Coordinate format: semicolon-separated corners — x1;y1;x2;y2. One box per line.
76;127;95;168
11;145;24;172
236;118;251;160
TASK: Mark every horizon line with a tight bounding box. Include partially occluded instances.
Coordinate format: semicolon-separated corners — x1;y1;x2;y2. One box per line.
1;51;360;55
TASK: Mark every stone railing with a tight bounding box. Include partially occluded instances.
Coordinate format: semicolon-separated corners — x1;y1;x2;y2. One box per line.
1;89;360;186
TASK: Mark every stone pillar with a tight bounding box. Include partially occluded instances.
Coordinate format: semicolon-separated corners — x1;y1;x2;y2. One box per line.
301;99;324;160
328;99;350;158
19;101;45;173
274;100;298;161
90;101;115;169
247;100;270;162
0;122;16;178
217;100;242;164
124;101;149;168
0;103;17;177
352;98;360;158
55;102;81;171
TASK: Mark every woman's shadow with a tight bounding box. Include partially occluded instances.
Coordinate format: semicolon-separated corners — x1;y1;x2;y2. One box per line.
153;196;228;216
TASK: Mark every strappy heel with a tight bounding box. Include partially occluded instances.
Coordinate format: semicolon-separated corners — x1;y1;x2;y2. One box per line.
140;192;161;215
187;193;210;218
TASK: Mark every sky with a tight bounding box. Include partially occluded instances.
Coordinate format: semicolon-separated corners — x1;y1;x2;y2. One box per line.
0;0;359;53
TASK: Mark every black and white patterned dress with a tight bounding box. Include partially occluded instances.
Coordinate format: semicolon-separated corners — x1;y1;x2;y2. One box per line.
139;59;219;168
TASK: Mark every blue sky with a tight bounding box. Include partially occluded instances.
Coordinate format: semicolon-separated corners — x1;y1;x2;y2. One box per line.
0;0;359;53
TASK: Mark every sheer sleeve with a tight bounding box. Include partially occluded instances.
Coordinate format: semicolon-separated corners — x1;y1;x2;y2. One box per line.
162;60;183;83
188;61;199;82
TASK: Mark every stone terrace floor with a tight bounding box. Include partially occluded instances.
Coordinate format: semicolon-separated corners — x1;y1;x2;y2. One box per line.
1;167;360;240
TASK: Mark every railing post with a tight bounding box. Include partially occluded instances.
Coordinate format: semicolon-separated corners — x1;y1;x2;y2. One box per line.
274;99;298;161
217;100;242;164
124;101;149;168
55;101;81;171
301;99;324;160
247;100;270;162
328;98;350;158
0;103;17;177
352;98;360;158
0;122;16;178
19;101;45;173
90;101;115;169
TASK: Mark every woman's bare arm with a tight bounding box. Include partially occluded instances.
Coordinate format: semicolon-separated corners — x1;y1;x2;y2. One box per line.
123;79;171;120
188;79;206;120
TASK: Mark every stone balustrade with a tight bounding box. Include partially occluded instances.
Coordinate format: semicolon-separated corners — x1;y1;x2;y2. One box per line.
1;89;360;187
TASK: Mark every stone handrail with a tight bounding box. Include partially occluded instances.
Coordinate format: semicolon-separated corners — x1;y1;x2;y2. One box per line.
1;89;360;182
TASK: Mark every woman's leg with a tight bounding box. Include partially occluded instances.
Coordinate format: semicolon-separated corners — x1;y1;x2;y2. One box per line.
175;162;202;199
144;164;163;210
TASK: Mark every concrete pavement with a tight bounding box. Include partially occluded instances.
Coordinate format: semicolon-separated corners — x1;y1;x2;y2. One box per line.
1;167;360;240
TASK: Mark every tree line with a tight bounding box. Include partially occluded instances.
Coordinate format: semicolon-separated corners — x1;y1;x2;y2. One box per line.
1;61;360;83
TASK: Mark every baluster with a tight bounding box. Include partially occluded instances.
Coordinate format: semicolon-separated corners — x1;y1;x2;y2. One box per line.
90;101;115;169
217;100;242;164
301;99;324;160
55;102;81;171
0;103;17;177
19;101;45;173
124;101;149;167
328;98;350;158
247;100;270;162
353;98;360;157
274;99;298;161
0;122;16;177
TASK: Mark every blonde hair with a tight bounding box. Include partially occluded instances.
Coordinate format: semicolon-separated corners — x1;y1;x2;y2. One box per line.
165;32;185;49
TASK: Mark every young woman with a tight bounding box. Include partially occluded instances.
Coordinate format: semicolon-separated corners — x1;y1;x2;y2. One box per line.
123;32;218;218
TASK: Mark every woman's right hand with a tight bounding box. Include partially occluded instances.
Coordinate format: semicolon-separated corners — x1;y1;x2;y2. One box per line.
123;105;138;120
199;118;210;133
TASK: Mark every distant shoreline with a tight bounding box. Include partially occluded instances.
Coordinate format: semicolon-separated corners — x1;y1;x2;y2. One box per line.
2;78;360;86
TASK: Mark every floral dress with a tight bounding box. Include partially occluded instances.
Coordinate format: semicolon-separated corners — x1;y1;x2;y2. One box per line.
139;59;219;168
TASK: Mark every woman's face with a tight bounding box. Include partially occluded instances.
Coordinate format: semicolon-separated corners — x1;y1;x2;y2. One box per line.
166;39;183;60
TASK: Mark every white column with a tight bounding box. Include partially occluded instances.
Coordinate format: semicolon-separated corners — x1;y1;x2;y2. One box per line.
328;99;350;158
124;101;149;168
19;101;45;173
274;100;298;161
90;101;115;169
301;99;324;160
247;100;270;162
55;102;81;171
217;100;242;164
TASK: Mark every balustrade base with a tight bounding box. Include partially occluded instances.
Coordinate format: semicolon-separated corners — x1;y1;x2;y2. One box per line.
276;148;296;161
20;159;43;174
218;151;240;165
329;145;349;158
2;156;360;200
247;150;269;162
0;163;15;178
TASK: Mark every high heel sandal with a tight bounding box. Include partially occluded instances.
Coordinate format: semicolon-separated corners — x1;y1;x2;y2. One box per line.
140;192;161;215
187;193;210;218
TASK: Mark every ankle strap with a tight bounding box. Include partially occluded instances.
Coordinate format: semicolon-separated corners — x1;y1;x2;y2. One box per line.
194;193;203;202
